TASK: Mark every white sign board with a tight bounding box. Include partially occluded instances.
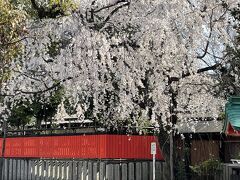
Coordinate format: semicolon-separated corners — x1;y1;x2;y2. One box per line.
151;142;156;155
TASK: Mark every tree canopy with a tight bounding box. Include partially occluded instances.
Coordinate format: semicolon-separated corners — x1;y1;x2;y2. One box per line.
0;0;239;131
0;0;26;83
218;3;240;96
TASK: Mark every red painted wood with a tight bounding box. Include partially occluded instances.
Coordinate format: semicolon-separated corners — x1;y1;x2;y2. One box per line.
226;123;240;136
0;135;164;160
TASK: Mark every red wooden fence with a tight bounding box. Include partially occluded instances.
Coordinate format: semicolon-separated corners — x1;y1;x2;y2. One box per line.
0;134;164;160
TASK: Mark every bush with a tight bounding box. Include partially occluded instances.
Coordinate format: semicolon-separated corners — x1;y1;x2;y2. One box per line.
190;159;222;176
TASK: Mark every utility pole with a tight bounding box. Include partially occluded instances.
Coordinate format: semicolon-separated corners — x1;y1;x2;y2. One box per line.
170;131;174;180
169;82;177;180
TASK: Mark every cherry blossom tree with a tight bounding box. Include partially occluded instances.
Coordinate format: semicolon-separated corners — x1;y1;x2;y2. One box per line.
1;1;239;179
2;0;235;128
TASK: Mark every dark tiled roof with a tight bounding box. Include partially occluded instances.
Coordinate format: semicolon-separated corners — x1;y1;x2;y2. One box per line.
177;121;223;133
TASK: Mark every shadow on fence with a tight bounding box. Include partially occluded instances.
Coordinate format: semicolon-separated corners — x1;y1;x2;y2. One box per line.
1;158;169;180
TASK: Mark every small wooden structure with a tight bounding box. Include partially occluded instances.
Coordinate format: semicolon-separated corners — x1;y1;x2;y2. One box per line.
176;120;223;165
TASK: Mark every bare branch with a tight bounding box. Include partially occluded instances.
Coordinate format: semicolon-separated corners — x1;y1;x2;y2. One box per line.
100;2;130;28
170;63;221;82
0;37;27;47
18;77;72;95
93;0;128;13
196;9;214;59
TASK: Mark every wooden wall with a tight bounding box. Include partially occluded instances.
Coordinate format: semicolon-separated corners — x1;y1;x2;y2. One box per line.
224;141;240;162
191;140;220;165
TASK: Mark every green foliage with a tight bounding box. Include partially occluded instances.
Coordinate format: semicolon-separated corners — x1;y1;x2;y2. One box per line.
136;118;152;134
190;159;222;176
30;0;77;19
218;112;225;121
47;36;62;58
48;0;77;15
0;0;26;83
176;160;187;180
8;86;65;128
233;152;240;159
217;3;240;96
10;0;77;19
63;98;77;115
8;101;33;127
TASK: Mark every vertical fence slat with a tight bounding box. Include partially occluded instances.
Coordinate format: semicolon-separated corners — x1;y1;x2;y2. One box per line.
24;160;28;180
142;162;148;180
31;160;36;180
23;160;26;180
41;160;45;180
49;160;53;180
63;161;67;180
114;164;120;180
128;162;134;180
17;159;21;180
54;161;58;180
13;159;17;180
20;159;24;180
45;161;49;180
150;162;153;180
4;158;8;180
9;159;13;180
227;165;231;180
93;162;98;180
27;160;32;180
36;160;40;180
77;161;82;180
121;163;128;180
68;161;73;180
106;164;113;180
136;162;142;180
88;162;93;180
156;162;162;180
83;161;87;180
72;161;77;180
99;162;105;180
162;162;168;180
59;162;63;180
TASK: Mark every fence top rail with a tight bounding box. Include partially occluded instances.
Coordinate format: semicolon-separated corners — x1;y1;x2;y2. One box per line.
3;157;165;163
1;125;160;137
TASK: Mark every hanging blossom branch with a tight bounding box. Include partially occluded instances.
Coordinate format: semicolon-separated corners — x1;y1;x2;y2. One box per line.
0;77;73;97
